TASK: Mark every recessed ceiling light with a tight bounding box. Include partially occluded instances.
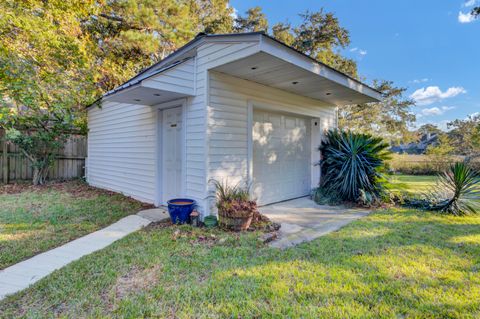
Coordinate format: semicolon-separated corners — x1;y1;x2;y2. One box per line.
153;93;161;96
325;92;331;96
292;81;299;85
134;99;141;102
251;66;258;70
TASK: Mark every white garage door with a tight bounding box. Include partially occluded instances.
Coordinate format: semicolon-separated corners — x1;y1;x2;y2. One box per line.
252;110;311;205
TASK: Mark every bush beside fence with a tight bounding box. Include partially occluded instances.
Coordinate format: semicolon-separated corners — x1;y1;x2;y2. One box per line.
0;129;87;183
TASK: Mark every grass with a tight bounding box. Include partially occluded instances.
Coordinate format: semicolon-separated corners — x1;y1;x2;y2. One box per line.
1;208;480;318
1;176;479;318
388;174;437;194
0;180;150;269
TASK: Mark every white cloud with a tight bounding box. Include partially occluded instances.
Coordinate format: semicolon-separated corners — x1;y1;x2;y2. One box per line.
464;0;477;7
410;86;466;105
441;106;455;111
458;11;476;23
421;107;443;116
420;106;455;116
410;78;429;84
349;47;367;56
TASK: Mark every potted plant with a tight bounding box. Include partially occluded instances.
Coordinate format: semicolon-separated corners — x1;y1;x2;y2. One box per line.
211;180;257;231
167;198;196;224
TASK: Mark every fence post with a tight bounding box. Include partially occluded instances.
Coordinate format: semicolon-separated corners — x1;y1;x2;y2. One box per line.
2;137;8;184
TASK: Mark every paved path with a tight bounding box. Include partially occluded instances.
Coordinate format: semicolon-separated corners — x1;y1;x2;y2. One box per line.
259;197;370;249
0;208;169;301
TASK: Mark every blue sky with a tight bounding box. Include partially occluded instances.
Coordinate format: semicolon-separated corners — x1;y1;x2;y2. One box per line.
230;0;479;130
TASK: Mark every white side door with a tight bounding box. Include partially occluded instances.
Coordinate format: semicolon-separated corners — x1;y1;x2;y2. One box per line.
162;107;183;203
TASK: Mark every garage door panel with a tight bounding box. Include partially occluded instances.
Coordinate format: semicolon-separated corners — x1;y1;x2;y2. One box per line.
253;110;311;205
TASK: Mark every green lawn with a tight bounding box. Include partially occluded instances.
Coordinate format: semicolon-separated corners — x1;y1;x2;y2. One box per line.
388;174;437;194
1;177;479;318
1;207;480;318
0;181;150;269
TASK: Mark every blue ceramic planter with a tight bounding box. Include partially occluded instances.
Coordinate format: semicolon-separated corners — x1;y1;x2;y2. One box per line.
167;198;196;224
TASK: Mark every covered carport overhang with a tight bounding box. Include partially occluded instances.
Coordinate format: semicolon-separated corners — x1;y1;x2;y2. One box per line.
212;36;381;106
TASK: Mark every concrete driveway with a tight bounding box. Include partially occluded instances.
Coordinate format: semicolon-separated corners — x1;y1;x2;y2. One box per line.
259;197;370;248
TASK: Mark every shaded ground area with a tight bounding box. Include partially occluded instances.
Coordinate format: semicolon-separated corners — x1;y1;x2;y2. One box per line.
1;207;479;318
259;197;370;248
0;180;152;269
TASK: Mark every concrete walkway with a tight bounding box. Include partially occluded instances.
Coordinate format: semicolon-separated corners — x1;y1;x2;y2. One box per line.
259;197;370;249
0;208;169;301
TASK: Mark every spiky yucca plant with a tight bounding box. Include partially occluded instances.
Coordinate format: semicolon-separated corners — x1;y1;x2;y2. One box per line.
428;162;480;215
319;130;390;203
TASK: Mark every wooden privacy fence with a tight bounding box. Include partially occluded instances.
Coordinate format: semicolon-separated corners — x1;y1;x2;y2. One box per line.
0;130;87;183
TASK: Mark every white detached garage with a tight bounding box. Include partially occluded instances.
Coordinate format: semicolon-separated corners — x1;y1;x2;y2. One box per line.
87;32;380;216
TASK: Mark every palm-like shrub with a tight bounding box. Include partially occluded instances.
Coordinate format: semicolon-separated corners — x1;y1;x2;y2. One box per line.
319;130;390;203
411;162;480;215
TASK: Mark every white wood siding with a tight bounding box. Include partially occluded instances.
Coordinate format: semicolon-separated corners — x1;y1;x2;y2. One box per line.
190;41;260;213
87;101;157;203
87;39;338;214
207;71;337;211
142;58;195;95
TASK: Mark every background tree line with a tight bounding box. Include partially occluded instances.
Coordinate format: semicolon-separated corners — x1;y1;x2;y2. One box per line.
0;0;476;184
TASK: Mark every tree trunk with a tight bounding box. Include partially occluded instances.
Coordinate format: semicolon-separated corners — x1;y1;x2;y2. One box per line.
32;167;41;185
32;165;49;185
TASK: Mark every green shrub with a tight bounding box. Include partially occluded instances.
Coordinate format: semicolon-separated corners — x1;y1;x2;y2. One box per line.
405;162;480;215
319;130;390;204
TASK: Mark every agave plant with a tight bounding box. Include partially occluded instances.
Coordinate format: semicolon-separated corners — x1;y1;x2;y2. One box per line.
429;162;480;215
319;130;390;203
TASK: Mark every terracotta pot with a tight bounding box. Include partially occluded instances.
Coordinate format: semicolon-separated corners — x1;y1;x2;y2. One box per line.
218;211;253;231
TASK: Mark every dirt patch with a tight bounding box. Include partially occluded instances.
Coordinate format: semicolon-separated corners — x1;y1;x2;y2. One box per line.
113;264;162;300
145;219;174;231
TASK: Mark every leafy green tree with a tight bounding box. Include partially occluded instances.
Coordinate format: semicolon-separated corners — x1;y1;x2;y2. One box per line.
86;0;234;91
0;0;235;184
271;10;357;78
417;124;442;137
271;22;295;45
338;80;416;143
426;134;455;172
234;6;269;32
0;0;96;184
448;114;480;156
